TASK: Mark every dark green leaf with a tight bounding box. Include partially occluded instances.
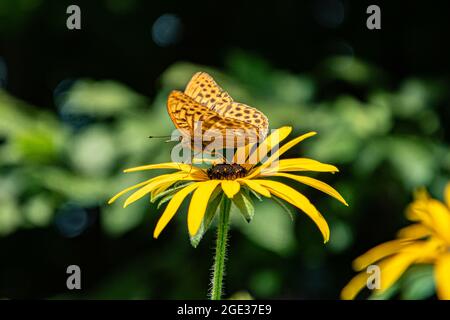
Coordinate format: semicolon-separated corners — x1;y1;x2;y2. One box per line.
400;265;435;300
369;283;400;300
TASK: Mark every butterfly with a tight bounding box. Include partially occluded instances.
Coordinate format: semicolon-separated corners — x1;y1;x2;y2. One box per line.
167;72;269;152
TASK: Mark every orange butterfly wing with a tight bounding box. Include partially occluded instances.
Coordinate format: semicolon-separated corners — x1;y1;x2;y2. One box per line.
184;72;269;136
167;90;260;146
184;72;233;109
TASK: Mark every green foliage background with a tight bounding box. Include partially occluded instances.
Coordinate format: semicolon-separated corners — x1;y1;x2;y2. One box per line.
0;0;449;300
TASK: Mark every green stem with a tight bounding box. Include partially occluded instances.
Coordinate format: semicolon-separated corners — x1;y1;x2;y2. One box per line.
210;196;231;300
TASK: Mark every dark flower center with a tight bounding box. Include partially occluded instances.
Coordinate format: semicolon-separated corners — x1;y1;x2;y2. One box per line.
207;164;248;180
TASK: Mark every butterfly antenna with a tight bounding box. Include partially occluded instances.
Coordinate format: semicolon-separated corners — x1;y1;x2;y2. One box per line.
149;135;180;143
148;135;172;139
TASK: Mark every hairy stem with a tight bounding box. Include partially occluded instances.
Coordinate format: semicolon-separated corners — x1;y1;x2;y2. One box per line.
210;196;231;300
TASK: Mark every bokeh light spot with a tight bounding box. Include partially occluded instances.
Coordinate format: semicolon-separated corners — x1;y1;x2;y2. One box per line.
54;79;93;129
312;0;345;28
55;203;90;238
151;14;182;47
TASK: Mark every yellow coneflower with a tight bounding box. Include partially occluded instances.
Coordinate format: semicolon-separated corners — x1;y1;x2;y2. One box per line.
341;183;450;300
108;126;347;242
109;126;347;300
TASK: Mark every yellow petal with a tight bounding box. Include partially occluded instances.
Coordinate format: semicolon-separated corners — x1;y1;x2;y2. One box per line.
221;180;241;198
342;253;417;299
341;250;420;300
426;199;450;242
341;271;370;300
352;239;413;271
435;252;450;300
242;180;271;198
261;158;339;175
246;126;292;164
124;162;191;172
188;181;221;236
445;183;450;209
108;177;156;204
409;198;450;242
247;132;317;179
123;173;189;208
268;173;348;206
153;183;200;238
397;223;431;239
405;200;431;224
124;162;205;175
376;253;417;292
255;179;330;242
150;180;175;199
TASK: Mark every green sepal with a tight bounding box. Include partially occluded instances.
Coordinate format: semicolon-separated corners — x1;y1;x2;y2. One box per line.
271;196;295;221
247;187;263;202
156;192;175;209
152;182;194;209
232;190;255;223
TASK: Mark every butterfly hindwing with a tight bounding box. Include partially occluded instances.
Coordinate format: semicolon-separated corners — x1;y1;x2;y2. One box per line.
220;102;269;137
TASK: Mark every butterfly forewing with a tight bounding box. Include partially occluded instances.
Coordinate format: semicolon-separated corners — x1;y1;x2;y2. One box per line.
167;90;219;133
167;72;270;158
167;90;260;147
184;72;269;136
184;72;233;110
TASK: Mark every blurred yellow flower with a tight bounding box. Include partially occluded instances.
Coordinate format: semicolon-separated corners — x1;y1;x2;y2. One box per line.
341;183;450;300
108;126;347;241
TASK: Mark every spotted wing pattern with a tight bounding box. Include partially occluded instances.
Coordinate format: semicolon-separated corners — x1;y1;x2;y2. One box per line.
183;72;269;136
184;72;233;109
167;90;259;145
